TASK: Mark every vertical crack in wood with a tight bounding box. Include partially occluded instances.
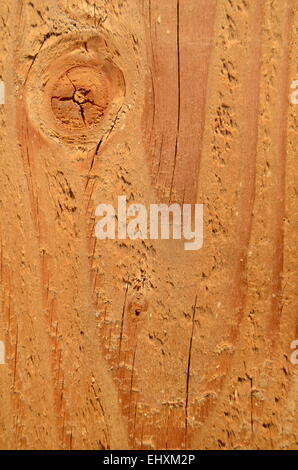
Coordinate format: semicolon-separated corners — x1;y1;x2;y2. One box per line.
185;295;197;448
169;0;181;203
118;282;129;363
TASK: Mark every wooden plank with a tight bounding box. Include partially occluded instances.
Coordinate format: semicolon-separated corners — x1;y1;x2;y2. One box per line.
0;0;297;450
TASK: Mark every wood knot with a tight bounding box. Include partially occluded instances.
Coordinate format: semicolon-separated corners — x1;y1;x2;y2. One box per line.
51;66;109;129
24;34;126;149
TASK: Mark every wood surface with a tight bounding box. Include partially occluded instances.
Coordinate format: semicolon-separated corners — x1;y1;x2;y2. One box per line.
0;0;297;450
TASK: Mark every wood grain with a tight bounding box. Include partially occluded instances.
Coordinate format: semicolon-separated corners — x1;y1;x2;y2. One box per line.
0;0;297;450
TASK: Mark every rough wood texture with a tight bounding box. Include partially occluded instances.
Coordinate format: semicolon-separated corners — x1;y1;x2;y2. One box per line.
0;0;297;450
